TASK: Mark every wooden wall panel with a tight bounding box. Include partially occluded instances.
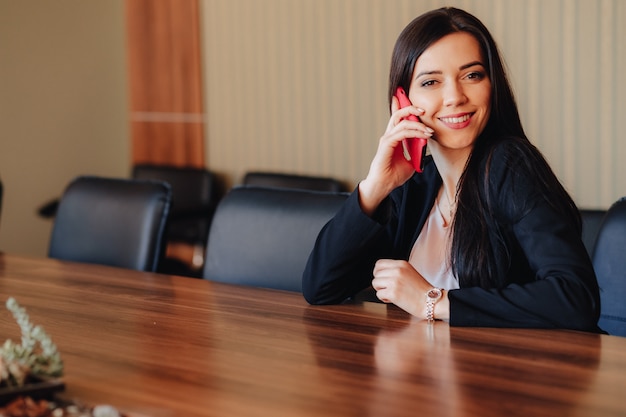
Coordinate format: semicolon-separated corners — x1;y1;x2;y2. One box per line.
126;0;204;167
130;121;205;166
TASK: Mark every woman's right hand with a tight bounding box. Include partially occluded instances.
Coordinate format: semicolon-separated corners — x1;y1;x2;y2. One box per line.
358;96;433;216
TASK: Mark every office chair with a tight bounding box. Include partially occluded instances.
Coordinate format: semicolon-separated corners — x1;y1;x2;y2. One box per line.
243;171;347;192
132;164;224;276
48;176;171;272
203;186;349;292
592;197;626;336
579;208;606;258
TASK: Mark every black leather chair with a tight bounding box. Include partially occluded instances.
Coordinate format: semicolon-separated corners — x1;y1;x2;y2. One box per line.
592;197;626;336
132;164;224;276
243;171;347;192
48;176;171;272
580;209;607;257
203;186;349;292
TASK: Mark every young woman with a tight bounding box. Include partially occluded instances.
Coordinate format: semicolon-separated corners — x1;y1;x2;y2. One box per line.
302;7;602;332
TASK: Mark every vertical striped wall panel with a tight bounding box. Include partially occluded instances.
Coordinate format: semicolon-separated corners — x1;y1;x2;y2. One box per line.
201;0;625;208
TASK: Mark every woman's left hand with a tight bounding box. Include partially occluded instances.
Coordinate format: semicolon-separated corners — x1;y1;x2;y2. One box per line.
372;259;449;320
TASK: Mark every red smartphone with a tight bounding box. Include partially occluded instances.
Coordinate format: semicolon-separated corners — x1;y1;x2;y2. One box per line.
395;87;427;173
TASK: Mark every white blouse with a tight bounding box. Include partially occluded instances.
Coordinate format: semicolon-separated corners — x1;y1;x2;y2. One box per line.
408;198;460;290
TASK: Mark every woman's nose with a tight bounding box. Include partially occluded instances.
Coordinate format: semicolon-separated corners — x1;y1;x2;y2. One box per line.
443;81;467;107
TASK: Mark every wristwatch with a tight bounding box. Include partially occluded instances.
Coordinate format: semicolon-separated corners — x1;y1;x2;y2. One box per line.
425;288;443;322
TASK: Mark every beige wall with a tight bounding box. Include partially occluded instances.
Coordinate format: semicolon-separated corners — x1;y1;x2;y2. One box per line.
1;0;624;257
0;0;129;256
201;0;626;208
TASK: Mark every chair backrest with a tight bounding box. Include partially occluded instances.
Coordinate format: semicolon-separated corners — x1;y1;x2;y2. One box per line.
48;176;171;272
592;197;626;336
580;209;607;257
243;171;346;192
203;186;349;292
132;164;223;244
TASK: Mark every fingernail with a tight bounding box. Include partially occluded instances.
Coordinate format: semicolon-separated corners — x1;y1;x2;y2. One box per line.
417;108;426;113
426;127;434;133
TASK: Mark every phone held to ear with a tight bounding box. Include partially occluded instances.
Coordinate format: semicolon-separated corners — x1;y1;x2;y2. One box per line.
395;87;427;173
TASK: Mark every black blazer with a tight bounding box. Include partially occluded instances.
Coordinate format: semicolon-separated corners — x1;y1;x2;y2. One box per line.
302;144;602;333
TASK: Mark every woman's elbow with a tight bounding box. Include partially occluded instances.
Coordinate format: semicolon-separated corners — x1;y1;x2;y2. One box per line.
561;293;602;333
302;283;323;305
301;269;326;305
301;270;346;305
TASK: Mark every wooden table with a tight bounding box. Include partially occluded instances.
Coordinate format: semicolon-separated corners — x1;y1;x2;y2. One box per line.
0;253;624;417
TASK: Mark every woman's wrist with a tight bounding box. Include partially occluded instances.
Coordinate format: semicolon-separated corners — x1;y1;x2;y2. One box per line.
434;290;450;321
358;178;391;216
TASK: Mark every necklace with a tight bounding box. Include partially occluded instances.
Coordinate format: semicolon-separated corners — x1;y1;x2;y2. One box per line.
442;187;457;220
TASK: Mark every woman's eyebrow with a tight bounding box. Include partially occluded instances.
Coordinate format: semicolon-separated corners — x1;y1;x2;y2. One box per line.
415;61;485;79
414;70;441;79
460;61;485;70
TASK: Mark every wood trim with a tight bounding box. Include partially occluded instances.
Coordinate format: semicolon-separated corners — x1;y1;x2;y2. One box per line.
130;121;204;167
125;0;205;167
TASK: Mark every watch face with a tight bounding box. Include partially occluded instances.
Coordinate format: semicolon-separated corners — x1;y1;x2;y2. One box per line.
427;288;442;299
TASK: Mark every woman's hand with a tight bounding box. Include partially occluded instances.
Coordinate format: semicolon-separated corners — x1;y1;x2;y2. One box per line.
358;97;433;215
372;259;449;320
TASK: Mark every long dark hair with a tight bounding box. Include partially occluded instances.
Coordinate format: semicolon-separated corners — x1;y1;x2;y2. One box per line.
388;8;581;288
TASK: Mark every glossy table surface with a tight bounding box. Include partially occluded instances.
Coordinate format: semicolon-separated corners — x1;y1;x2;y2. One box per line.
0;253;624;417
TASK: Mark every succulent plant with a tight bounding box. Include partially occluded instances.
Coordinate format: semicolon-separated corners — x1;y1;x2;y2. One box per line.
0;297;63;387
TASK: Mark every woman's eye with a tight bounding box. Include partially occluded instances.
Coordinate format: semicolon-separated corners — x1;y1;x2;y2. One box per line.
420;79;437;87
466;71;486;80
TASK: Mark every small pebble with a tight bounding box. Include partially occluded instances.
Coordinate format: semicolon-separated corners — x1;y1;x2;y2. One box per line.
92;404;121;417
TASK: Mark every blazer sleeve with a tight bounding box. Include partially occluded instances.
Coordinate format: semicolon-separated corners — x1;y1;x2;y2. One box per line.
302;188;397;305
448;150;602;332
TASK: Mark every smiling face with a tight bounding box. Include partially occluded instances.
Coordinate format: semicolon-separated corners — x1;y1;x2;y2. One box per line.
408;32;492;152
